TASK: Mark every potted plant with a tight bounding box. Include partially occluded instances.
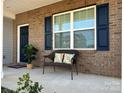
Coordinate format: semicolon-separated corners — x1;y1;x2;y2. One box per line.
24;44;38;69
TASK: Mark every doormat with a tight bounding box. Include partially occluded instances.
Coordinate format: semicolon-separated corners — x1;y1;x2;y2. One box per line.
8;64;26;69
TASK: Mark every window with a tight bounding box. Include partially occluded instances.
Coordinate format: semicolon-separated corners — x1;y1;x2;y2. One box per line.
53;6;96;50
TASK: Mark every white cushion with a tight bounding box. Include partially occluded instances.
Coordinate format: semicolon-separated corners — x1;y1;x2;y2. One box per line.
63;53;75;64
54;53;64;63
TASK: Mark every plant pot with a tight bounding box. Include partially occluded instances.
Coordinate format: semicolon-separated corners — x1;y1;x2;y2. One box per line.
27;64;33;69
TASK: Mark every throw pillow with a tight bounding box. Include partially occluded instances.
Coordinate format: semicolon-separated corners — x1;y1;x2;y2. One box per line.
63;53;75;64
54;53;64;63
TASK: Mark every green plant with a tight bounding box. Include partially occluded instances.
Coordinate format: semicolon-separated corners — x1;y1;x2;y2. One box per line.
16;73;43;93
24;44;38;64
1;87;16;93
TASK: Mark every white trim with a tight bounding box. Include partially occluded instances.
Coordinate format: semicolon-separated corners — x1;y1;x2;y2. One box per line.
70;11;73;49
53;5;96;17
17;24;29;63
52;16;55;49
53;5;96;50
0;0;3;79
94;6;97;50
54;48;95;50
54;30;70;32
72;5;96;12
73;27;95;31
54;30;70;33
54;12;71;17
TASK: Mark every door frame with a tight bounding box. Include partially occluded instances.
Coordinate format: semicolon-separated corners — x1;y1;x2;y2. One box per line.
17;24;29;63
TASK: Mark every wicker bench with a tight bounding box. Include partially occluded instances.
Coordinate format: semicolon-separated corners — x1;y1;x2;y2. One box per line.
42;50;79;80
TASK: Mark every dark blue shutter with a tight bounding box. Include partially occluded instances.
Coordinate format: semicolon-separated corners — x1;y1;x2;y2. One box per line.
45;16;52;50
97;3;109;51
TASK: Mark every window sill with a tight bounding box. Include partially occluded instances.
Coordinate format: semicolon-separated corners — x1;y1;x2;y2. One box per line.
53;48;96;50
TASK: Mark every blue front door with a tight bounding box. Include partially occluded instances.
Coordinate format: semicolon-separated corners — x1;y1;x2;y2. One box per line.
20;26;29;62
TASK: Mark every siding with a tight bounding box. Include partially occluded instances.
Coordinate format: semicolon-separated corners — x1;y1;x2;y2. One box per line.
3;17;13;64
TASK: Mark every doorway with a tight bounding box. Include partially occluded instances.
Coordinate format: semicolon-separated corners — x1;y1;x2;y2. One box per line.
17;24;29;63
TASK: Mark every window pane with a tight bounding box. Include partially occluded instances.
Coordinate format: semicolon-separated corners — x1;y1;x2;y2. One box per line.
55;32;70;48
54;16;59;31
74;8;94;29
54;13;70;31
74;30;94;48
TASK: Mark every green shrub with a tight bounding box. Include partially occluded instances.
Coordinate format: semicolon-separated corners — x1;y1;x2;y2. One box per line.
16;73;43;93
1;87;16;93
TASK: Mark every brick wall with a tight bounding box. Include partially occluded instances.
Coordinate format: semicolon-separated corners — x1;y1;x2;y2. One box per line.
13;0;122;77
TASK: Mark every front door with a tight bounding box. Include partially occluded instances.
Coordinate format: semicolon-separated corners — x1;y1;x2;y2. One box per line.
20;26;29;62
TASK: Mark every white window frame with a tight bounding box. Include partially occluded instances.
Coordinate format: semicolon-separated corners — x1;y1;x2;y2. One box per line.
53;5;96;50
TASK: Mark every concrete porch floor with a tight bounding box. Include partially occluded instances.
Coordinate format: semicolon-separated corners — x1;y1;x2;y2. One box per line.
2;66;121;93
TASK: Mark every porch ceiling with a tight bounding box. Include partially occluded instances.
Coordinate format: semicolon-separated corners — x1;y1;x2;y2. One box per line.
3;0;62;19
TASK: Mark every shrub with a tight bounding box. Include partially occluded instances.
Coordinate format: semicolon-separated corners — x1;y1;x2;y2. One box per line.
16;73;43;93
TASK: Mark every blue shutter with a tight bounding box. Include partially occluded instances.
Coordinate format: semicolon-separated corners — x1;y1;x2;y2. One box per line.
97;3;109;51
45;16;52;50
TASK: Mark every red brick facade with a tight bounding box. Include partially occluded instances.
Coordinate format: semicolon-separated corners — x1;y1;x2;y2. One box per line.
13;0;122;77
